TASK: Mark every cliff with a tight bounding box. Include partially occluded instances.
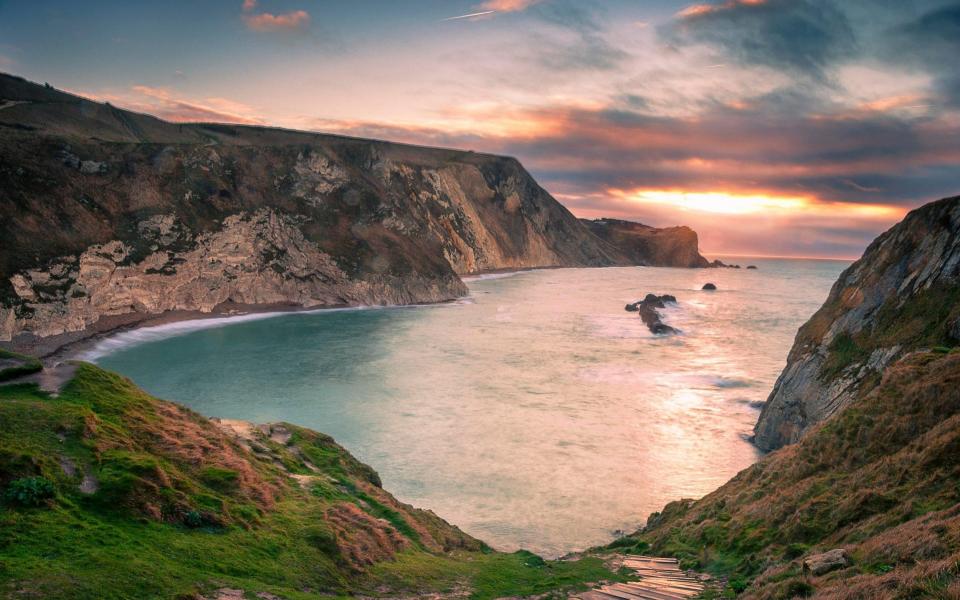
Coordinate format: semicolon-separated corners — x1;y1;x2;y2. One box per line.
3;73;692;353
0;363;621;598
754;196;960;450
580;219;712;268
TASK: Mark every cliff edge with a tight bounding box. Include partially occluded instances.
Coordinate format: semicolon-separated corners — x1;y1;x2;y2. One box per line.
754;196;960;451
580;218;713;268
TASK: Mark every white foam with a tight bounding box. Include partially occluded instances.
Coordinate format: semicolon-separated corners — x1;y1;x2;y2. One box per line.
462;271;525;282
80;300;469;362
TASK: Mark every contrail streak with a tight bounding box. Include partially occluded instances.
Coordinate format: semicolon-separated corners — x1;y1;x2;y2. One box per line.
442;10;496;21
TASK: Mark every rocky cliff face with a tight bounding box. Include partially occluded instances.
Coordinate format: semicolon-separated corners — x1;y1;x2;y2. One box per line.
3;74;706;350
754;196;960;451
580;219;712;268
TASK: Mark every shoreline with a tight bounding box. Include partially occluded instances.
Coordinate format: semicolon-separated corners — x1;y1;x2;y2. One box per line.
9;298;464;366
2;265;550;364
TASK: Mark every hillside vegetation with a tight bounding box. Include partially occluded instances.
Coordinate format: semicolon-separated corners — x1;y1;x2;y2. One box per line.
0;364;623;599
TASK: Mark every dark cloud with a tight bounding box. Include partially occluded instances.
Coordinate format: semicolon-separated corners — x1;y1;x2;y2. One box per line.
528;0;629;71
663;0;857;82
888;3;960;107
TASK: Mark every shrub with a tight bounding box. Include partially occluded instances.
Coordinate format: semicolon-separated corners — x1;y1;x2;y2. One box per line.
199;466;239;492
183;510;203;528
4;476;55;507
783;543;809;560
783;580;814;597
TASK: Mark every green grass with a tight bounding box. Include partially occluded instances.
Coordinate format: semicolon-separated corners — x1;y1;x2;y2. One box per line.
0;362;621;599
369;550;628;600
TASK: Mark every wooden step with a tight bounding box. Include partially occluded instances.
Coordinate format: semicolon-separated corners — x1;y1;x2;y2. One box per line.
598;584;686;600
615;583;691;600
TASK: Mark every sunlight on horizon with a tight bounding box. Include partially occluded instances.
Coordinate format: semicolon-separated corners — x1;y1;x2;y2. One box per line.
609;188;906;219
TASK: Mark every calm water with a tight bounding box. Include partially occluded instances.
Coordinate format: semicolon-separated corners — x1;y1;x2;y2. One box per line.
91;258;847;557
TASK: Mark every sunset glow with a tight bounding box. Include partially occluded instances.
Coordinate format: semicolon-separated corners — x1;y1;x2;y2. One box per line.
609;189;906;220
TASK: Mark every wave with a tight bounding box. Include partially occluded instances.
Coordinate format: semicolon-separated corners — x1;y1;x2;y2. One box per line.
462;271;525;282
81;300;469;362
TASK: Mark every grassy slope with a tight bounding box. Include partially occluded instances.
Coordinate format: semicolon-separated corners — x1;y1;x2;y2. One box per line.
613;349;960;599
0;364;623;599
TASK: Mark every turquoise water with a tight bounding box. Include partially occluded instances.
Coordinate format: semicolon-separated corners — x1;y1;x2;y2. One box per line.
92;258;848;557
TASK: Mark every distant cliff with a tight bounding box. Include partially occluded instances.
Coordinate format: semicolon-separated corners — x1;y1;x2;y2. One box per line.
580;219;713;268
0;73;711;352
754;196;960;451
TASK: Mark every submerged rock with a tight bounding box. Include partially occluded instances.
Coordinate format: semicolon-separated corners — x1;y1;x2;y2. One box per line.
702;283;717;290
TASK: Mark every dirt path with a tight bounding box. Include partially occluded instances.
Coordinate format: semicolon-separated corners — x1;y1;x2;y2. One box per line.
0;362;79;395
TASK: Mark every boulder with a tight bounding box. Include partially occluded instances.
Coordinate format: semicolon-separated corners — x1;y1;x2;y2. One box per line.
660;294;677;304
643;293;665;308
702;283;717;290
803;549;850;576
747;265;758;270
625;303;640;312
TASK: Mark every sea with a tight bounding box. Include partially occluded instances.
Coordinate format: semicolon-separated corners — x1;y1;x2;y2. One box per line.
89;257;848;557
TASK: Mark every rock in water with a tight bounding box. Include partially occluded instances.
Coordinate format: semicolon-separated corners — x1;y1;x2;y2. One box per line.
702;283;717;290
754;196;960;451
633;294;679;335
747;265;758;269
803;549;849;576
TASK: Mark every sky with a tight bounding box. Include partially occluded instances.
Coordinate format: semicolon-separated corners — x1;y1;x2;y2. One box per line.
1;0;959;258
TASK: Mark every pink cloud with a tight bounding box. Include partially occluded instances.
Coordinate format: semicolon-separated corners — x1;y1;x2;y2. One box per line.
243;10;310;32
478;0;543;13
83;85;266;125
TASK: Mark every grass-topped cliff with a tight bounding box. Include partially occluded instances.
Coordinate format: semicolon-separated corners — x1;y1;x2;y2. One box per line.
0;364;623;599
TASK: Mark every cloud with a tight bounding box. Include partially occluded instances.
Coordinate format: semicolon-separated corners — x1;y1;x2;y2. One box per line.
86;85;266;125
240;0;310;33
243;10;310;32
666;0;857;82
304;89;960;212
479;0;544;12
887;3;960;107
530;1;630;71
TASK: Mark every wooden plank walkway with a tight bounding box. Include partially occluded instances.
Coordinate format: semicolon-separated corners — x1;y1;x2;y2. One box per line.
574;556;707;600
